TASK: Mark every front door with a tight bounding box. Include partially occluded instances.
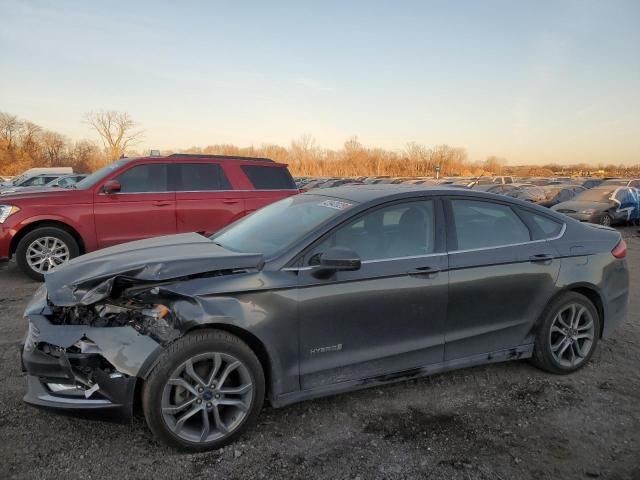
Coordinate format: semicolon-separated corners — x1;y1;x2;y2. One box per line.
94;163;176;248
295;198;448;390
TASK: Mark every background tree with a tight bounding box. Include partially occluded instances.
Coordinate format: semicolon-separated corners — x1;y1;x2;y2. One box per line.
84;110;144;161
40;131;68;166
0;113;23;150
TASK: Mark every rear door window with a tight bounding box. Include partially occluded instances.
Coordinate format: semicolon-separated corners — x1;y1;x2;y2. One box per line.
241;165;296;190
173;163;232;191
116;164;168;193
450;199;531;250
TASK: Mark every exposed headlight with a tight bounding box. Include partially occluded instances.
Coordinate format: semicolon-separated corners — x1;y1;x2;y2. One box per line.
579;209;596;214
0;205;20;223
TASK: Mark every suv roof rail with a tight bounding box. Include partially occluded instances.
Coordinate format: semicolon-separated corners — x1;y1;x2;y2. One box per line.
167;154;274;163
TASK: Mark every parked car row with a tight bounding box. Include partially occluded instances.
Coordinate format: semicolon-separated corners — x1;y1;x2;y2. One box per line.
2;163;638;281
0;173;87;195
294;175;640;227
0;167;74;189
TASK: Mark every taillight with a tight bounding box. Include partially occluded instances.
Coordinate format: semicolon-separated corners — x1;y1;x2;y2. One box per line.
612;239;627;259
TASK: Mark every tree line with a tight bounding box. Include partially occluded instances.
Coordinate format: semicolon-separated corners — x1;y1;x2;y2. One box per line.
0;111;142;176
1;111;638;178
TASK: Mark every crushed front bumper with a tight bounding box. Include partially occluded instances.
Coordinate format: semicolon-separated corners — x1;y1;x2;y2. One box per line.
21;286;162;422
22;342;137;422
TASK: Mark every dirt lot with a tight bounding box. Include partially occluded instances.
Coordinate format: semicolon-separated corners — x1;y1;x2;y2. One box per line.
1;228;639;480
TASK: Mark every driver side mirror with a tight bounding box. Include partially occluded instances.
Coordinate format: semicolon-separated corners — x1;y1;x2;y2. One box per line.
102;179;121;194
312;247;361;278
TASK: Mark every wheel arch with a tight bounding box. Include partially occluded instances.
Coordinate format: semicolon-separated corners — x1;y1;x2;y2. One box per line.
181;323;275;398
10;219;86;256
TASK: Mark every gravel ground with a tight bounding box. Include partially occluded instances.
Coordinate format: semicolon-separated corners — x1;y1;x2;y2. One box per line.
1;227;639;480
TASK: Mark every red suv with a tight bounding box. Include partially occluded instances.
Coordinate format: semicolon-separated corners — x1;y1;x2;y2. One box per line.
0;154;298;280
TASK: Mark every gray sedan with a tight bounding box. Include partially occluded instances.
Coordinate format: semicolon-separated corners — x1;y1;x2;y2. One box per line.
21;185;630;451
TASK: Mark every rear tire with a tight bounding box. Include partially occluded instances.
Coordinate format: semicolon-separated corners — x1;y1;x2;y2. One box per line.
531;292;600;374
600;213;613;227
142;330;265;452
15;226;79;281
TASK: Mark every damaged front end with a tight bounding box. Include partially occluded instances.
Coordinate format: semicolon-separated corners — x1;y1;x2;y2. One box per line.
21;285;175;422
21;233;265;422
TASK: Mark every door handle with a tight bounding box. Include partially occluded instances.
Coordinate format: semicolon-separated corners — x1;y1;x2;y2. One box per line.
152;201;172;207
408;266;441;277
529;254;553;264
222;199;240;204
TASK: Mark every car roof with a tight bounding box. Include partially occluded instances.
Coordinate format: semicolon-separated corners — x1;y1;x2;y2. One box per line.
301;184;519;203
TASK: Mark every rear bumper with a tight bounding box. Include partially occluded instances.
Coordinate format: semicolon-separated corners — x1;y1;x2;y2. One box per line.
601;259;631;337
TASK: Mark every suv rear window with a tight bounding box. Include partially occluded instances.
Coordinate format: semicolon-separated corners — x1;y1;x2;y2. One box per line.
241;165;296;190
174;163;231;191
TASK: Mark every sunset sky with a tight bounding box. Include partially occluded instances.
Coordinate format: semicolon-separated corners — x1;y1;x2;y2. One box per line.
1;0;639;165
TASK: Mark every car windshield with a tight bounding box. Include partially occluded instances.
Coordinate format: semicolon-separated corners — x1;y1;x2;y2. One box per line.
212;194;357;257
11;175;27;185
573;188;615;203
74;158;133;189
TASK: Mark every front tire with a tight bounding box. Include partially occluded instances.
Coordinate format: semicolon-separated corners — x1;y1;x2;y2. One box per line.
531;292;600;374
142;330;265;451
15;226;79;281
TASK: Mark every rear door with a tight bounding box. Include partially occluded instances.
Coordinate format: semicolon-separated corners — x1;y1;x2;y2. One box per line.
443;197;562;360
94;163;176;248
172;162;245;236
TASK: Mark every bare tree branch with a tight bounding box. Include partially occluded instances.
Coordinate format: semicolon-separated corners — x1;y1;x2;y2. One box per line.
84;110;144;160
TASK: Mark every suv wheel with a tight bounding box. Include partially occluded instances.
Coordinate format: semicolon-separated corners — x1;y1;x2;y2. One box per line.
16;227;80;281
531;292;600;374
142;330;265;451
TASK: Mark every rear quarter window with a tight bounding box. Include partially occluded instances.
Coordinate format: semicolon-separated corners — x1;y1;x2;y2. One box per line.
241;165;296;190
518;210;564;239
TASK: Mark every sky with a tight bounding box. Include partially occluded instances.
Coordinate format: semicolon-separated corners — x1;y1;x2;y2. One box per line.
0;0;639;165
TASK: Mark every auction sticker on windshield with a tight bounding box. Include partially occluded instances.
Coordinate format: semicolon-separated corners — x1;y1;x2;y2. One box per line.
318;199;353;210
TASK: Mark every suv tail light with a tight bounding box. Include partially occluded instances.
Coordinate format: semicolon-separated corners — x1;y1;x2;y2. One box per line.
612;239;627;259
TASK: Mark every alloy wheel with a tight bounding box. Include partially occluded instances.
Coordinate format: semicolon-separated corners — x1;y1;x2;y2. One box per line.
601;215;611;227
549;303;595;368
161;352;254;443
26;236;70;274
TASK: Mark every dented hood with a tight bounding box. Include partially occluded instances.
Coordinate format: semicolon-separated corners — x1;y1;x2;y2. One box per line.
45;233;264;306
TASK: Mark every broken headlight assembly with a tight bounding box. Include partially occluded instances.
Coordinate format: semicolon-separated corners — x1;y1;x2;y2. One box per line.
48;299;180;343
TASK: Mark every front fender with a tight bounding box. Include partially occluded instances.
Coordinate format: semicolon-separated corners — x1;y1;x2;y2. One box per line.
161;281;300;401
16;212;97;251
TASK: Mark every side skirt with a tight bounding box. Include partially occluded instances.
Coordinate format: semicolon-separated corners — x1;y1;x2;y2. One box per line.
271;344;533;408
